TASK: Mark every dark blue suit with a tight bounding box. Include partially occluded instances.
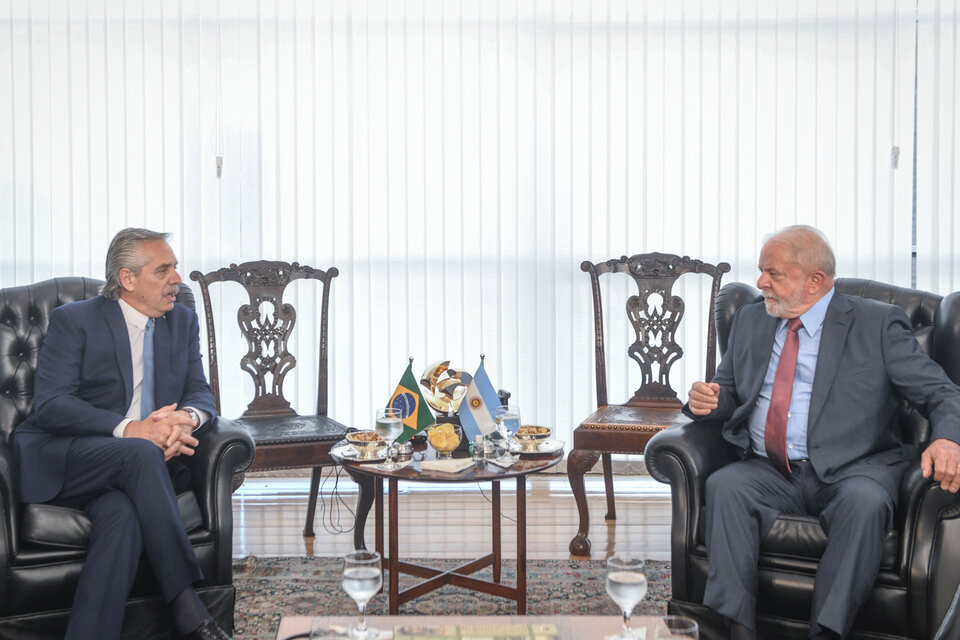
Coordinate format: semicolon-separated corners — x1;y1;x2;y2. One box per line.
12;296;218;640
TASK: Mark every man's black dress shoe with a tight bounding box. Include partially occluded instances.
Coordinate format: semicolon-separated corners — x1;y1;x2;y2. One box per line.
187;618;234;640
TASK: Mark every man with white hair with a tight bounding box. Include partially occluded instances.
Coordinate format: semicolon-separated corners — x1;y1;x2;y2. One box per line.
686;225;960;639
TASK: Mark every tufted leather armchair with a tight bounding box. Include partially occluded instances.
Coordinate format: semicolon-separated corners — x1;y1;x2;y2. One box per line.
644;278;960;640
0;277;255;640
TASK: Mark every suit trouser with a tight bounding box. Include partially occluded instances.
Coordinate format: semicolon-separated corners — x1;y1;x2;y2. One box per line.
702;457;894;638
50;437;204;640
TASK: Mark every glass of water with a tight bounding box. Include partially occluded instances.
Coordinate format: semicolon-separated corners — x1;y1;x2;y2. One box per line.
374;407;404;471
341;550;382;639
494;404;521;464
605;555;647;639
655;615;699;639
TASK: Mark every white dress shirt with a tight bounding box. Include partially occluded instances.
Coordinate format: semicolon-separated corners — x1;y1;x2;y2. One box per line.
747;287;835;460
113;298;208;437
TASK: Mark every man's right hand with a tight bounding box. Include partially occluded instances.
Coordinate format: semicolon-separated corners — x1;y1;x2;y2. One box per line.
124;403;200;460
688;381;721;415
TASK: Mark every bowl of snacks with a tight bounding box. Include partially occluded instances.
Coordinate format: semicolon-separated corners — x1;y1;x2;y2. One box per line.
513;425;552;452
345;430;387;460
426;423;462;459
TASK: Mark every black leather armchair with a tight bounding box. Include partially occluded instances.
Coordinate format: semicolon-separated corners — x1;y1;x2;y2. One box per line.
644;278;960;640
0;277;255;640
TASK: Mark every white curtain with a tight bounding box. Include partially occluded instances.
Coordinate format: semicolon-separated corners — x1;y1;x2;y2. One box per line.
0;0;955;444
916;0;960;294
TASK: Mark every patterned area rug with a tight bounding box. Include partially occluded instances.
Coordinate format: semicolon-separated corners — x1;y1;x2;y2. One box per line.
233;556;670;639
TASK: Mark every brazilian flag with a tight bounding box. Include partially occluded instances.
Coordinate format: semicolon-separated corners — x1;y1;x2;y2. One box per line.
388;362;434;443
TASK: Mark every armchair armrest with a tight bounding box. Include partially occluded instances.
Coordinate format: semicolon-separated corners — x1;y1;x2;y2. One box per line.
896;459;960;635
645;419;739;492
0;441;16;608
181;417;255;584
644;420;740;600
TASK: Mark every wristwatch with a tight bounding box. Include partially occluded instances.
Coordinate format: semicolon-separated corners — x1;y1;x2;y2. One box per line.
183;407;201;429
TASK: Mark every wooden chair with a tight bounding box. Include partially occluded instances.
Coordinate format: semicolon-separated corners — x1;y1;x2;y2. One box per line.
567;252;730;555
191;260;350;537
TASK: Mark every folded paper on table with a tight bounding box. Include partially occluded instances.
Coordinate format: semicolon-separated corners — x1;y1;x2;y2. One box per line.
420;458;475;473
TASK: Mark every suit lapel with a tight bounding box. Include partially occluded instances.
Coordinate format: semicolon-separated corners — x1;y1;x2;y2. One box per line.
729;309;778;427
808;293;853;431
749;314;778;398
104;299;134;409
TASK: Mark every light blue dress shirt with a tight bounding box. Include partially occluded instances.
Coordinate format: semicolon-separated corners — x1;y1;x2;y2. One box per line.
748;287;835;460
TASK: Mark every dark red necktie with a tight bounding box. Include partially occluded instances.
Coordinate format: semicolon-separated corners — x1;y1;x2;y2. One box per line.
765;317;803;476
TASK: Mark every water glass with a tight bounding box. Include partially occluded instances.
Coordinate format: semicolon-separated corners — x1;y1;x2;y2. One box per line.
494;404;521;464
605;555;647;639
341;550;382;639
654;615;699;639
374;407;404;470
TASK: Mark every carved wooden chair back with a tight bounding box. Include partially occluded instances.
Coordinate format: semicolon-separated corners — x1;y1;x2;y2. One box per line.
582;252;730;409
191;260;338;418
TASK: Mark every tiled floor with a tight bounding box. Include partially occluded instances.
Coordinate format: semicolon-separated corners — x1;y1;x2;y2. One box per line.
232;470;672;560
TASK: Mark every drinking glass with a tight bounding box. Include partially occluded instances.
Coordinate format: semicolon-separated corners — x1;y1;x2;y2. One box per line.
654;616;699;639
374;407;404;470
605;555;647;639
341;550;382;639
494;404;521;464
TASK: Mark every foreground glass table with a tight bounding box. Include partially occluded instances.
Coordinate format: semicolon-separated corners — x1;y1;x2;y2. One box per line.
275;615;657;640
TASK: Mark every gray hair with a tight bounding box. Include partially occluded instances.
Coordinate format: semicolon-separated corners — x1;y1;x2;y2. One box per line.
100;228;171;300
765;224;836;278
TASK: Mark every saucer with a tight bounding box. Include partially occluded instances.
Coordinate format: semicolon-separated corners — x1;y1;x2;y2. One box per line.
508;438;564;455
331;443;388;462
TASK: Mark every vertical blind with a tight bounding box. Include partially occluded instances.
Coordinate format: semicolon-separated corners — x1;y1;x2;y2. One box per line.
1;0;957;443
916;0;959;294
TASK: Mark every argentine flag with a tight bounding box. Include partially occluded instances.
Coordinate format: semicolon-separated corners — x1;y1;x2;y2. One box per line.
458;358;500;440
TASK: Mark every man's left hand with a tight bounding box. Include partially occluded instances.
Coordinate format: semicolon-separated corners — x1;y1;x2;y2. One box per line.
921;438;960;493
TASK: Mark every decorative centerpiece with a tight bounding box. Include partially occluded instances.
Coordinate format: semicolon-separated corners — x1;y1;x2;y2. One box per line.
419;361;472;413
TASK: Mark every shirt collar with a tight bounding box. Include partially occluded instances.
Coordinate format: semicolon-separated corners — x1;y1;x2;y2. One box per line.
785;286;834;337
117;297;152;331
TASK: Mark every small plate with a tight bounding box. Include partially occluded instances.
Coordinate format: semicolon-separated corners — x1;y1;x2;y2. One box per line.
508;438;564;455
331;443;388;462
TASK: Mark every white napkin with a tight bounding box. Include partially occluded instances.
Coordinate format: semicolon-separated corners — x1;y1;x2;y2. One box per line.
486;456;517;469
420;458;475;473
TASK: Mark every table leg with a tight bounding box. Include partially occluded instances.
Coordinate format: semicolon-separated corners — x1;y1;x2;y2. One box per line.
567;448;600;556
492;480;501;583
343;467;376;550
517;475;527;615
389;477;399;615
375;477;384;559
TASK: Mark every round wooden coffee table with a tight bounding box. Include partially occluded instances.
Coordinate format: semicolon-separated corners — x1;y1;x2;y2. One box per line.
334;444;563;614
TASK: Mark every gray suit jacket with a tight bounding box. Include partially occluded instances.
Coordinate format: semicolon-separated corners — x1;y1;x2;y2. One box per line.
694;290;960;498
